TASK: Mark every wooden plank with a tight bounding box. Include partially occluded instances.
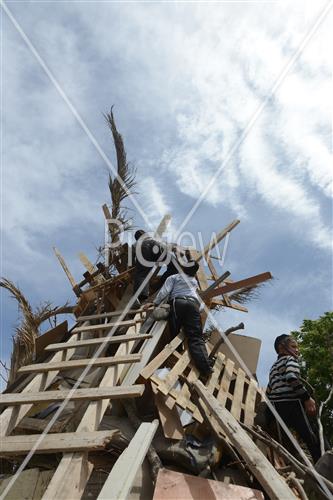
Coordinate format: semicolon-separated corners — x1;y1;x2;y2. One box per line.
153;380;202;422
35;321;68;357
152;382;184;440
16;416;63;433
230;368;246;421
203;272;273;300
78;306;153;321
193;380;296;500
78;252;96;275
0;430;119;456
97;421;159;500
42;317;167;500
158;350;191;396
53;247;77;289
72;319;142;333
166;363;199;412
78;252;105;284
154;214;172;238
0;385;145;406
244;378;259;426
203;271;231;294
206;255;219;280
217;358;235;406
153;469;264;500
140;333;184;380
206;352;224;393
18;354;142;374
1;469;54;499
195;220;240;262
120;320;168;385
45;333;152;352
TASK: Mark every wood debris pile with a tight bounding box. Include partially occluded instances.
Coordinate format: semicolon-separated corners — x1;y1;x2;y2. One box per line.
1;115;332;500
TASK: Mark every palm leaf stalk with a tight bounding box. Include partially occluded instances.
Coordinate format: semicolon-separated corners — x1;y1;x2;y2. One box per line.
104;107;137;246
1;278;73;385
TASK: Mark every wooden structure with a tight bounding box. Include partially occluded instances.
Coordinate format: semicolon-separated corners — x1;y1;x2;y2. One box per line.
1;213;318;500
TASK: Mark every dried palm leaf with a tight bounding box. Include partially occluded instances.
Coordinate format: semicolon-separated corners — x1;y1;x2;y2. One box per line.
203;322;217;341
1;278;74;385
228;283;265;304
104;106;136;245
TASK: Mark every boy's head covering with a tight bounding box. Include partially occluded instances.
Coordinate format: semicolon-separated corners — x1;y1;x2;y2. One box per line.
182;261;199;277
274;334;291;353
134;229;146;241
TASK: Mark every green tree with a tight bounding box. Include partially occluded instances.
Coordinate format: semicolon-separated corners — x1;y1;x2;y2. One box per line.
292;312;333;445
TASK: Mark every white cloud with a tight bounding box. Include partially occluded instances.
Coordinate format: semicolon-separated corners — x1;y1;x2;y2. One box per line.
139;176;171;229
3;0;331;283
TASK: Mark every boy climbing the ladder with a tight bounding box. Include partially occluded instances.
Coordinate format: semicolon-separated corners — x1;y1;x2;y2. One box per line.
146;261;213;378
266;334;321;462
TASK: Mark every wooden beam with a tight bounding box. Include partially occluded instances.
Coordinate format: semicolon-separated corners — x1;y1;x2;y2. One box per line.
154;214;171;238
195;220;240;262
45;333;152;352
53;247;77;290
18;354;142;374
35;321;68;357
97;420;159;500
193;380;296;500
78;306;153;321
78;252;105;284
203;271;231;294
0;430;119;456
0;385;145;406
72;319;142;333
78;252;96;275
202;272;272;300
16;417;64;433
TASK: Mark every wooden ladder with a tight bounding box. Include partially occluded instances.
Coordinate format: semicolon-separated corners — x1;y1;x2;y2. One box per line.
0;300;168;499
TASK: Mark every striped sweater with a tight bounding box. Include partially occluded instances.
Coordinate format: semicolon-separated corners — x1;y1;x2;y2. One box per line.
266;355;310;402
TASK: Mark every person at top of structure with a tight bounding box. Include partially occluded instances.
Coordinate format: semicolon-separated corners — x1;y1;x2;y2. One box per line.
146;261;213;378
266;334;321;462
132;229;165;304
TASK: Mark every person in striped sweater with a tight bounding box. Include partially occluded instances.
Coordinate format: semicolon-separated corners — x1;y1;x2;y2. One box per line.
266;334;321;462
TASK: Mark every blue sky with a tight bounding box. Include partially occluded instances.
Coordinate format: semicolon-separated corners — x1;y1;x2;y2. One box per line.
1;0;332;388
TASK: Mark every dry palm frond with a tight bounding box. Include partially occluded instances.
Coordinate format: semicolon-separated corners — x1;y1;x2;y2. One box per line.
1;278;74;385
228;283;265;304
203;322;217;342
104;107;137;245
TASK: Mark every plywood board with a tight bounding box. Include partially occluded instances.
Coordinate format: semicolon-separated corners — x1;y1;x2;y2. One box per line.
153;469;264;500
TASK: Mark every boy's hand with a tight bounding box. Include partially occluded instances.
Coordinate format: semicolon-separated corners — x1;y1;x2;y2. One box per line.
142;303;153;311
304;398;316;417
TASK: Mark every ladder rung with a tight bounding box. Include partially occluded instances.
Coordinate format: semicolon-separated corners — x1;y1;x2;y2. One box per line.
78;306;153;321
72;319;142;333
45;333;152;352
0;385;145;406
18;354;142;374
0;430;119;456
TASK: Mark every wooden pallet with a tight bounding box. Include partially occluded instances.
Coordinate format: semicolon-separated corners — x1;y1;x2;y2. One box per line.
141;333;261;426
